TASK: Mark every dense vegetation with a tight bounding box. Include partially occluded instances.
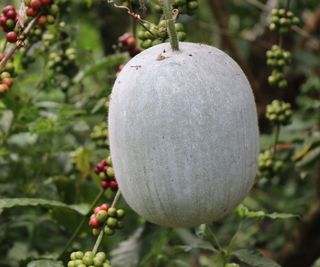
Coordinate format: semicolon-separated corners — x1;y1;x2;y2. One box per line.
0;0;319;266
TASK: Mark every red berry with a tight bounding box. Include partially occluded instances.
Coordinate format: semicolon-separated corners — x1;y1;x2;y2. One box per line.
109;179;118;191
129;47;141;57
2;78;13;88
37;15;47;26
6;9;16;19
94;206;102;214
41;0;52;4
6;32;17;43
26;8;38;17
126;36;136;48
89;216;100;228
2;5;15;16
101;180;109;189
0;53;4;61
0;84;9;93
0;16;7;27
100;204;109;212
118;33;131;46
30;0;42;9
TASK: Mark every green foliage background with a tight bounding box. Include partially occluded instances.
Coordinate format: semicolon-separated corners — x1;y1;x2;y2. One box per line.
0;0;319;266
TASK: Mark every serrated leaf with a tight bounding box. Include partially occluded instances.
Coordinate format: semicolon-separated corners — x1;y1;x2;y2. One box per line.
111;227;144;267
232;249;281;267
0;198;86;216
27;260;64;267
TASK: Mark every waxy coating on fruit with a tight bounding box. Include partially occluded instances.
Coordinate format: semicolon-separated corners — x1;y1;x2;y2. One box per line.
109;42;259;227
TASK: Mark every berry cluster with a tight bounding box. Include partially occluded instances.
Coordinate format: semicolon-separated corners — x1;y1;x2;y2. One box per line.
118;33;140;58
95;156;118;191
266;45;292;69
0;54;14;94
266;100;292;126
0;5;18;43
269;9;300;34
258;149;284;179
24;0;58;21
48;47;78;79
153;0;198;16
266;45;292;88
68;251;111;267
89;204;125;237
138;21;186;49
90;122;109;147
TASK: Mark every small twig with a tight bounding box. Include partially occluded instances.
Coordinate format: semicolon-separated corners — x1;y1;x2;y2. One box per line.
0;14;41;70
92;190;122;254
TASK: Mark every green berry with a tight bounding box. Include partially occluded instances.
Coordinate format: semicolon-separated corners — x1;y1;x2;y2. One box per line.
107;217;118;228
177;32;187;41
107;207;117;217
95;252;107;262
188;1;198;10
174;23;184;32
106;167;115;177
96;210;108;223
116;209;125;218
75;251;84;259
104;226;115;235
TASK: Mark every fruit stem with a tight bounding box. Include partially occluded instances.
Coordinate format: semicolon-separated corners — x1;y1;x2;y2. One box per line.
57;189;106;260
92;190;122;254
272;123;281;160
162;0;179;51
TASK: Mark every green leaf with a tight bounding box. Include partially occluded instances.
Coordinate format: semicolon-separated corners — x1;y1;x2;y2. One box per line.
235;204;298;220
73;54;128;83
296;146;320;168
0;110;13;134
27;260;64;267
266;212;299;220
232;249;281;267
0;198;86;215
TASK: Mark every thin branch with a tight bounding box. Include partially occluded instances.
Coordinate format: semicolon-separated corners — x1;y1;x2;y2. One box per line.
0;14;41;70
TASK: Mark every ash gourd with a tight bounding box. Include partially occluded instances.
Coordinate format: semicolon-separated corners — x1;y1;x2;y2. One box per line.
108;2;259;228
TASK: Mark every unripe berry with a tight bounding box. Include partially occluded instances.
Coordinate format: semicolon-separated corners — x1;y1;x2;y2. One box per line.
106;217;118;228
96;210;108;223
116;209;125;218
107;207;117;217
75;251;84;259
104;226;114;236
106;167;115;177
